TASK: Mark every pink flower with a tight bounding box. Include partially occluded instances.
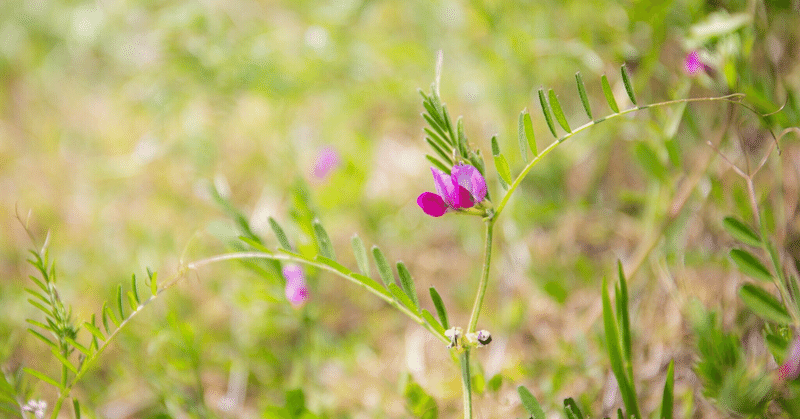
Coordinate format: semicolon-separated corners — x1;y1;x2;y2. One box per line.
312;147;340;179
779;336;800;381
282;265;309;307
417;164;487;217
684;51;704;76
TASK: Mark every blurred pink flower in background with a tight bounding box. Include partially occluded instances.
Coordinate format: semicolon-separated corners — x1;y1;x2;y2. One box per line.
779;336;800;381
312;146;340;179
684;51;704;76
282;265;309;307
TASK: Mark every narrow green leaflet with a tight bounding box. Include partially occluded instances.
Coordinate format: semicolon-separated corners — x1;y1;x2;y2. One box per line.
149;270;158;296
494;155;512;188
722;216;761;247
523;109;537;157
64;337;90;357
661;359;674;419
27;328;57;349
517;111;529;163
426;138;454;165
239;236;272;253
50;348;78;374
23;367;64;391
372;246;395;288
388;283;418;312
601;75;620;113
351;235;370;276
312;220;335;259
83;322;106;342
421;309;446;336
73;399;81;419
491;135;512;188
456;117;469;158
517;386;546;419
739;284;792;325
426;155;451;175
429;287;449;329
620;64;637;106
130;274;140;305
563;398;584;419
730;249;773;282
116;284;124;320
397;262;420;310
575;72;593;120
268;217;292;250
548;89;571;133
538;89;557;138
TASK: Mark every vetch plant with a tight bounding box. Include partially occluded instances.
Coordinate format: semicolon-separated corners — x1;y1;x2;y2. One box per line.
7;57;754;418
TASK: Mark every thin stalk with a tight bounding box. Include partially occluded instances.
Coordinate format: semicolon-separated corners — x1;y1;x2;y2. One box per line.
460;350;473;419
493;94;744;220
468;221;494;334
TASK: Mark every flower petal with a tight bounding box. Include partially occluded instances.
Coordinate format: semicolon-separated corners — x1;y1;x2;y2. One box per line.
452;186;474;209
451;164;487;203
684;51;703;76
282;265;304;284
417;192;448;217
431;167;460;207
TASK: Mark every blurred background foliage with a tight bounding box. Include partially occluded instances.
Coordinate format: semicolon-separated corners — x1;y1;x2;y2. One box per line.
1;0;798;417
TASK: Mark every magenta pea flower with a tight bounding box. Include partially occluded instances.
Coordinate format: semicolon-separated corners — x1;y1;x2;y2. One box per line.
312;146;340;180
778;336;800;381
417;164;487;217
684;51;704;76
282;265;309;307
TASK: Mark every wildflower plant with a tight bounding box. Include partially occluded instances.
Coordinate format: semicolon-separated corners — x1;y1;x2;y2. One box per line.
9;26;800;416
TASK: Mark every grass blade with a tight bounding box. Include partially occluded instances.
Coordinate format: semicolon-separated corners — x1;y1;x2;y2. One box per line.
617;261;632;363
548;89;571;133
538;88;557;138
660;359;675;419
429;287;449;329
620;64;637;106
397;262;420;310
351;235;370;276
601;74;619;113
575;72;593;120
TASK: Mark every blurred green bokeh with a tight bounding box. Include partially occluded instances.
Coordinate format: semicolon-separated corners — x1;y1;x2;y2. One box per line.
1;0;798;417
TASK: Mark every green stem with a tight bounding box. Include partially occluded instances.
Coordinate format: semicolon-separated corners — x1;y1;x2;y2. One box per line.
460;350;473;419
493;94;744;220
468;221;494;334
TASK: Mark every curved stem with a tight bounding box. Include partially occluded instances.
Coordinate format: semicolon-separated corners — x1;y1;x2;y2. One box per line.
493;94;745;220
468;221;494;334
460;350;473;419
50;250;450;418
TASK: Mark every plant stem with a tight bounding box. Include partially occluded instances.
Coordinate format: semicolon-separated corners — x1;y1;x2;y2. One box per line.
460;350;473;419
468;221;494;334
